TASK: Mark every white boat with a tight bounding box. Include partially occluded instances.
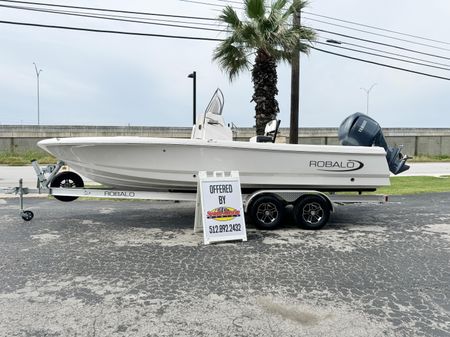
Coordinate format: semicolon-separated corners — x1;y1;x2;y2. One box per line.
38;89;409;192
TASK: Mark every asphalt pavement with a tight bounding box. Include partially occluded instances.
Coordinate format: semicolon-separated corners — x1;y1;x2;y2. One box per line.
0;194;449;336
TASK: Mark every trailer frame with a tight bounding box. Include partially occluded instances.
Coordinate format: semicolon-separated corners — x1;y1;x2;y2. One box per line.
0;161;387;227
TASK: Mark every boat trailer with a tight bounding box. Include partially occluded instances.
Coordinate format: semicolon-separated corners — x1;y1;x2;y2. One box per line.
0;161;387;230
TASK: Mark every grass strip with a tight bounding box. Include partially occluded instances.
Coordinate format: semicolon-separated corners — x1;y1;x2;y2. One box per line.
0;151;56;165
410;155;450;162
372;176;450;195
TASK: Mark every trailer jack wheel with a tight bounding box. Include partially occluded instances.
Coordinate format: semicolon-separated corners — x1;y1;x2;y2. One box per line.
50;171;84;202
21;210;34;221
294;195;330;230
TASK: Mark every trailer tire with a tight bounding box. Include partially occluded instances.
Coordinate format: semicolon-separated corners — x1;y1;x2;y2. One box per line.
294;195;330;230
250;195;285;230
50;171;84;202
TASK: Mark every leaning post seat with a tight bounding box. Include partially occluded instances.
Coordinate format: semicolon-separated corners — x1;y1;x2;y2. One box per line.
249;120;281;143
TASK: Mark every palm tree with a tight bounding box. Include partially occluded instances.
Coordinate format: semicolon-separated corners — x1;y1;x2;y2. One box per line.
214;0;315;135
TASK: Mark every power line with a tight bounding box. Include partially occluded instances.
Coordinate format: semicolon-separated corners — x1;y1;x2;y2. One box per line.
304;16;450;52
316;41;450;71
315;29;450;61
8;1;449;64
2;18;448;81
179;0;229;8
0;3;227;32
2;2;449;81
211;0;450;47
215;0;245;5
320;37;450;68
182;0;450;53
303;10;450;47
0;0;217;20
5;3;448;71
310;46;450;81
4;0;450;61
0;3;224;28
0;19;222;41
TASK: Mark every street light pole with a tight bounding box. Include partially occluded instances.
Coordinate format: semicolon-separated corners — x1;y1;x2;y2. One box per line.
188;71;197;125
33;62;43;125
360;83;377;115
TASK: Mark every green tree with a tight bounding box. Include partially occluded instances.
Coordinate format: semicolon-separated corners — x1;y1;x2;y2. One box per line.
214;0;315;135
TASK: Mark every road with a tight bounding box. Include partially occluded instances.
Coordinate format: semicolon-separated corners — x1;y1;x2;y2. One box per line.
1;162;450;189
0;165;95;189
0;195;449;336
401;162;450;176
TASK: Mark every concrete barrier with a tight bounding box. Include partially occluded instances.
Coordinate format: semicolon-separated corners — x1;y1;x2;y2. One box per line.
1;125;450;156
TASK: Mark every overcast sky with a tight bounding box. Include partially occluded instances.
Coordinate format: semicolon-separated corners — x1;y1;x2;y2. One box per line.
0;0;449;128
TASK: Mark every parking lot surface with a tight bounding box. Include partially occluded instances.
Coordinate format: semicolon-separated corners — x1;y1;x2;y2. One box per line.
0;194;449;337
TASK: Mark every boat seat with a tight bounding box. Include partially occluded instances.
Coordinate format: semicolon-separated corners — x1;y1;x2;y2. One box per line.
252;135;274;143
250;119;281;143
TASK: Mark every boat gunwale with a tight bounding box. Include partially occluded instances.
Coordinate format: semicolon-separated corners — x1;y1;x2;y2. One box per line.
38;137;388;155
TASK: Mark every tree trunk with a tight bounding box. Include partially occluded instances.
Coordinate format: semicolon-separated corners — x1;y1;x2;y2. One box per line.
252;49;279;135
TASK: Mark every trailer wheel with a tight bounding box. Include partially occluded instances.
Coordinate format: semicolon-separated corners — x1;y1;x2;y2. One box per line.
50;171;84;202
294;195;330;230
250;195;285;230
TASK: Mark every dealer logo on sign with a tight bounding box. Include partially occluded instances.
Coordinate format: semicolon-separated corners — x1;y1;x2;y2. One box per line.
207;207;241;221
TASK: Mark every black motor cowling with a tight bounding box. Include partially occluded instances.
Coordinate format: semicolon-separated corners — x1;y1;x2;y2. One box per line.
338;113;410;175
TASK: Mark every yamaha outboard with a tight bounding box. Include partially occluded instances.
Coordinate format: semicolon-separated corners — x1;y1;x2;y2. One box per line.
338;113;410;175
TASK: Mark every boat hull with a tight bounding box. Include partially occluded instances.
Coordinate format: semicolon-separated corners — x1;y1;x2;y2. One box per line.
38;137;390;191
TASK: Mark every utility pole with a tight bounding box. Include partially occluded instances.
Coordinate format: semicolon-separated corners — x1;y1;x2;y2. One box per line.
33;62;43;125
289;9;300;144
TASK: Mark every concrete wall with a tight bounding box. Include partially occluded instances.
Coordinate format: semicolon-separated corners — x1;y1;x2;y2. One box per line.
235;127;450;156
1;125;450;156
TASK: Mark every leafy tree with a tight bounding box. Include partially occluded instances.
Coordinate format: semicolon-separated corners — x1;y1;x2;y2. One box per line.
214;0;315;135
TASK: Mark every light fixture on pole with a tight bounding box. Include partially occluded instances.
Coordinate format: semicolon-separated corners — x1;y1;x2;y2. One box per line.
326;39;342;45
33;62;43;125
360;83;377;115
187;71;197;125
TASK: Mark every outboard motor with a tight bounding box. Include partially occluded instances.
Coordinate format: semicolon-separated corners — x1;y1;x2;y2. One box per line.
338;113;410;175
